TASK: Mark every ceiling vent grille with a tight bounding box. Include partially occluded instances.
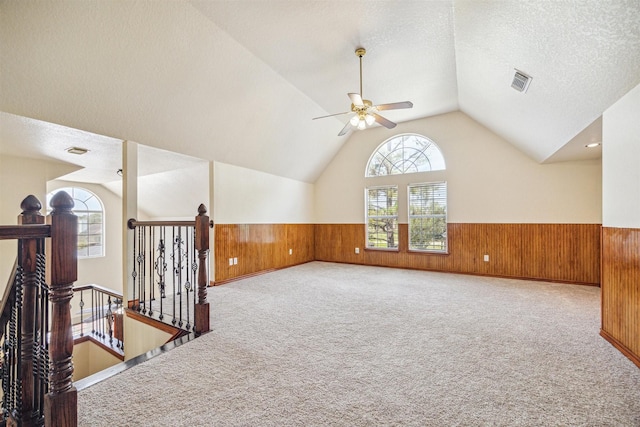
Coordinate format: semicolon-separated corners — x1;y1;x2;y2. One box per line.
511;70;532;93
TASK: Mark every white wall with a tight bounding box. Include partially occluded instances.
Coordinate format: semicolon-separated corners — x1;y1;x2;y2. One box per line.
602;82;640;228
123;315;173;361
315;111;602;224
72;340;122;381
48;180;123;292
0;155;78;283
213;161;314;224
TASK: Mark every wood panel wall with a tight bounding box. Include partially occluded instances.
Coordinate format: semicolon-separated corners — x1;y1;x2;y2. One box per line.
214;224;314;283
601;227;640;367
315;223;601;285
214;222;600;285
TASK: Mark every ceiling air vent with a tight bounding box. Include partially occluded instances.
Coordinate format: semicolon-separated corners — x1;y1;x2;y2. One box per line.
511;69;532;93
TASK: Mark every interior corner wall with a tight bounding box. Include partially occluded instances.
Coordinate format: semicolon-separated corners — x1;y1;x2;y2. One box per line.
600;82;640;367
212;161;315;283
48;180;123;293
213;161;314;224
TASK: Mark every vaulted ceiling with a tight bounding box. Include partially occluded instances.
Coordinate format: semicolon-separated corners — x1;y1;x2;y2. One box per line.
1;0;639;184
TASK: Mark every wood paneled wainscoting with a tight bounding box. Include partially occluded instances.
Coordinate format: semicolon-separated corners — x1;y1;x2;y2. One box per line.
214;224;315;284
601;227;640;368
214;222;600;286
315;223;601;285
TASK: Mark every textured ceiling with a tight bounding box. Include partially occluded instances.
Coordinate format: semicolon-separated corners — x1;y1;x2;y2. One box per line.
1;0;639;185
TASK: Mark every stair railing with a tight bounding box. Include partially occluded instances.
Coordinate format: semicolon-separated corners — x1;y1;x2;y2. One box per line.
0;193;77;427
127;204;211;336
72;285;124;355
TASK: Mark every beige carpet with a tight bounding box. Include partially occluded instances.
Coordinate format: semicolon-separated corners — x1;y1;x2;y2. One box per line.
78;262;640;426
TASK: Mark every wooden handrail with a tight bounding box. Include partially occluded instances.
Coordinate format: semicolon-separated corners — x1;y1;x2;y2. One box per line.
127;218;213;229
0;224;51;239
73;284;123;300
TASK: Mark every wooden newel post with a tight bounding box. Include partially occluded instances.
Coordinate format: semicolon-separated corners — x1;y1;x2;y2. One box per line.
12;196;45;427
44;191;77;427
194;204;210;335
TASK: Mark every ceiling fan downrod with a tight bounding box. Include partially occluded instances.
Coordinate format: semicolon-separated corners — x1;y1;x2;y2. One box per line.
356;47;366;98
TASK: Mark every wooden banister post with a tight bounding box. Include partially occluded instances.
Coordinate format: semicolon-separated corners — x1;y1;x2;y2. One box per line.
194;204;210;335
44;191;77;427
10;196;45;427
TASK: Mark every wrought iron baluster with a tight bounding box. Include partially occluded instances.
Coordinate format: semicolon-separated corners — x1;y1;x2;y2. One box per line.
148;226;154;317
155;227;166;321
171;226;177;326
106;296;113;346
142;226;147;314
78;290;84;337
13;266;24;424
91;289;96;336
184;228;194;331
32;251;48;423
176;227;184;328
131;222;138;311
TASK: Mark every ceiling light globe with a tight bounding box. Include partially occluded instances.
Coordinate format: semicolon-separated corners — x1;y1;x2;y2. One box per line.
350;115;359;126
357;119;367;130
365;114;375;126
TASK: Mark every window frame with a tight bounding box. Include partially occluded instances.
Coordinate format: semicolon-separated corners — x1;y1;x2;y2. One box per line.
47;187;106;259
365;185;399;251
407;181;448;254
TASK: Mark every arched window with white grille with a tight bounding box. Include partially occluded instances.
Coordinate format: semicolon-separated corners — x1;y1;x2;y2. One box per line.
365;133;445;177
365;134;448;253
47;187;105;258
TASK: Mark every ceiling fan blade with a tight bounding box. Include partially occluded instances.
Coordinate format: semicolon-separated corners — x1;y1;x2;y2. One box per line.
312;111;351;120
372;113;397;129
375;101;413;111
338;121;352;136
348;93;364;106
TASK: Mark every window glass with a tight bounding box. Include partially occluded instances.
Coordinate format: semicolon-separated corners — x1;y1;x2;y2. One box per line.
366;186;399;250
408;182;447;252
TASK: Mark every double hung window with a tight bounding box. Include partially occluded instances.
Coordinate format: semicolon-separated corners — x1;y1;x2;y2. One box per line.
366;186;398;249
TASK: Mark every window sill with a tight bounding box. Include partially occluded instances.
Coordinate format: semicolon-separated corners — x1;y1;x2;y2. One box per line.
408;249;449;256
364;247;399;252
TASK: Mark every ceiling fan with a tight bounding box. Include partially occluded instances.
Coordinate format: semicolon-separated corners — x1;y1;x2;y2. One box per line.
313;47;413;136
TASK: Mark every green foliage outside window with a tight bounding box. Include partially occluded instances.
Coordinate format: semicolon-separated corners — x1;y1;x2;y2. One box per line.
409;183;447;252
367;186;398;249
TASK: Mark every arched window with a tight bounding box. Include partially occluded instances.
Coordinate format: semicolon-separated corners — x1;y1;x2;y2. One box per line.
47;187;105;258
365;134;448;253
366;133;445;177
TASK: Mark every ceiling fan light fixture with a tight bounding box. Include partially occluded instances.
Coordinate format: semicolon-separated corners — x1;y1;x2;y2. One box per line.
312;47;414;136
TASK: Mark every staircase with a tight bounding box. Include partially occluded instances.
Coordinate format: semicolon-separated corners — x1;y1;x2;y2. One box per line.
0;195;212;426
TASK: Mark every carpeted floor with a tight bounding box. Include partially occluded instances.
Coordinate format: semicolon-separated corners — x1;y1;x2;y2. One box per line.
78;262;640;426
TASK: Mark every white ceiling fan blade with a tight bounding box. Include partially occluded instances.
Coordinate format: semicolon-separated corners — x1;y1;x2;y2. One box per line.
375;101;413;111
338;121;353;136
348;93;364;106
312;111;351;120
372;113;397;129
